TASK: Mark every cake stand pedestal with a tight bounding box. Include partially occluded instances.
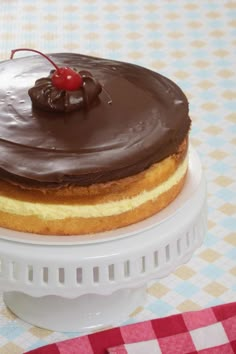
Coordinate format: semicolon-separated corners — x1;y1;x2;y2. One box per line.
0;149;207;332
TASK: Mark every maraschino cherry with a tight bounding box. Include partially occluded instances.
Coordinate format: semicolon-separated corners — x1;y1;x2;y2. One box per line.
10;48;83;91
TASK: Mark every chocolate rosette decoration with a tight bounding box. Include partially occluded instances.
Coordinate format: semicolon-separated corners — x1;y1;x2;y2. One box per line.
28;69;102;113
11;48;103;113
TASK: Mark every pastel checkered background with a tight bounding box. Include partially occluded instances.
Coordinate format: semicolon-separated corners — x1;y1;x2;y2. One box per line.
0;0;235;353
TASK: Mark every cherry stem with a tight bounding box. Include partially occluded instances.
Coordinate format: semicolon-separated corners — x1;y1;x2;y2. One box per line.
10;48;60;71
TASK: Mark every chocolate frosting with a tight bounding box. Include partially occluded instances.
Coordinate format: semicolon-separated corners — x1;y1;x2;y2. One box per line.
0;53;191;188
28;70;102;112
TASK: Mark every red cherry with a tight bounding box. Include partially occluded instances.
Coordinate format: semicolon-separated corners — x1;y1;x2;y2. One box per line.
51;67;83;91
10;48;83;91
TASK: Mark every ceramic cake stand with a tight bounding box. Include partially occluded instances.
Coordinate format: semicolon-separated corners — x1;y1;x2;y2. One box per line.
0;148;207;332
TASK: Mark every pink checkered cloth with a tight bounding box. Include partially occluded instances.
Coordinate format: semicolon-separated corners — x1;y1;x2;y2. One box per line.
25;302;236;354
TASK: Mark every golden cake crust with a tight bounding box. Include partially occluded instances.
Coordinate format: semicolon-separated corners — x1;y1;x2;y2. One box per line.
0;139;188;235
0;175;186;235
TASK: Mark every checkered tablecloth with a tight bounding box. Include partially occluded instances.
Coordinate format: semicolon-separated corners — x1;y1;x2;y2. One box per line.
25;303;236;354
0;1;235;353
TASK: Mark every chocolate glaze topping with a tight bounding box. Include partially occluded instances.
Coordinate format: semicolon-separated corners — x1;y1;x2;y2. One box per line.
0;53;191;188
28;69;102;112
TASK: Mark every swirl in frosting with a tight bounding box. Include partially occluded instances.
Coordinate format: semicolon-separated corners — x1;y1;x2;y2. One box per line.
28;69;102;112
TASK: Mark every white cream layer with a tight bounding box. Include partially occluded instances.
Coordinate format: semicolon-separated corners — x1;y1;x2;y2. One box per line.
0;157;187;220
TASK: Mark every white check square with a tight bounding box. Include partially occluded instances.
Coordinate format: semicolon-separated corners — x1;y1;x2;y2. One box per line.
125;340;162;354
190;322;229;351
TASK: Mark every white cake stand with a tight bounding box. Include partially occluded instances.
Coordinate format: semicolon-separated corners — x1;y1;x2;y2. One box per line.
0;148;207;332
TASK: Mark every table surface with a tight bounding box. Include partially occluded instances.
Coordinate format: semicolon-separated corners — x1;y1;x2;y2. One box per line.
0;1;235;353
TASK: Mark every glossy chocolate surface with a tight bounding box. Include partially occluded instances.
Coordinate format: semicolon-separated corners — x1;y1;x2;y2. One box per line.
0;53;191;188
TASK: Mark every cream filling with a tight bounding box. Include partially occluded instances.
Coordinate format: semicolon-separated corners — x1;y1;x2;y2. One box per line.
0;157;187;220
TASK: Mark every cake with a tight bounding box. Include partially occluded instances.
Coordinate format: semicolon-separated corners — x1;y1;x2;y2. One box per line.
0;51;191;235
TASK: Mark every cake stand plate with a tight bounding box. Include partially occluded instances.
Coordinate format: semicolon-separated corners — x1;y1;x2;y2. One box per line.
0;148;207;332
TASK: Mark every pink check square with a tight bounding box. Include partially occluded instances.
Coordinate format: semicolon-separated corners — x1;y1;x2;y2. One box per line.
57;336;93;354
121;321;156;343
183;308;217;331
158;332;195;354
222;315;236;341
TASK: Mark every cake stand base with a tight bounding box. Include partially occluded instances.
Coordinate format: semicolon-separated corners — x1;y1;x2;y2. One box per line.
4;286;146;332
0;149;207;332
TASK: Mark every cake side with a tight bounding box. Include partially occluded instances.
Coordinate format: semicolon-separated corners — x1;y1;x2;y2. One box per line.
0;139;188;235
